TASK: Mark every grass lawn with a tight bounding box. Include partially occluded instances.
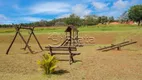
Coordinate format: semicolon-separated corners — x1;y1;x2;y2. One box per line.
0;24;141;34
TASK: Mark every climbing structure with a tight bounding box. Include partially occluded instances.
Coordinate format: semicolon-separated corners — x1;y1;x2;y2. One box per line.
60;25;82;47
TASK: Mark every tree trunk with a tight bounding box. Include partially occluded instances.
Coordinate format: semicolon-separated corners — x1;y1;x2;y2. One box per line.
138;20;140;26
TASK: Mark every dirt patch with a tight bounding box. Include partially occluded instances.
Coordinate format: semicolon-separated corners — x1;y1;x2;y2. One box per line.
0;32;142;80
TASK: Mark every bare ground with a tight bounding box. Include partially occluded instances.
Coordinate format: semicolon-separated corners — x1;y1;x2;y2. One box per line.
0;32;142;80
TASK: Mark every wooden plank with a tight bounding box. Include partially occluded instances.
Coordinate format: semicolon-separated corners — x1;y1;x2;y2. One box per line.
45;46;77;51
51;52;80;55
102;41;137;52
97;41;130;50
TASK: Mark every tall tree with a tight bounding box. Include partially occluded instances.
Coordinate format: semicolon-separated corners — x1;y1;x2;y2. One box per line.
101;16;108;24
65;14;82;26
128;5;142;26
84;15;99;26
108;16;114;23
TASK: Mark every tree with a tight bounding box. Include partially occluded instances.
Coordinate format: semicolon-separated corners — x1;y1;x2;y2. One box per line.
65;14;82;26
128;5;142;26
84;15;99;26
101;16;108;24
108;16;114;23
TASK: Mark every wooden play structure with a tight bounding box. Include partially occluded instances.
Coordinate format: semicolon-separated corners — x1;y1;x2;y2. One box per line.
45;25;82;64
60;25;83;47
45;46;80;64
97;40;137;52
6;25;43;54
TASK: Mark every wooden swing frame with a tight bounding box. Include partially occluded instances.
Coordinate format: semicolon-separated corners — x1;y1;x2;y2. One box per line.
6;26;43;54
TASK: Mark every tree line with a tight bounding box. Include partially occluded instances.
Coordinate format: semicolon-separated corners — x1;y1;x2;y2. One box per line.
0;15;115;28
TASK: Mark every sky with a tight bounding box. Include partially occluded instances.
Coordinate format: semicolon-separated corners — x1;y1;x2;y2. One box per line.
0;0;142;24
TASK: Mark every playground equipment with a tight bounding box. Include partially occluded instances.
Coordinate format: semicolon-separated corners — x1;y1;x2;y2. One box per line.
97;40;137;52
6;25;43;54
45;25;82;64
45;46;80;64
60;25;83;47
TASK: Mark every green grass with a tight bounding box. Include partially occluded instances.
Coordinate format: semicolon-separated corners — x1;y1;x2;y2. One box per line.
0;24;141;34
79;24;141;32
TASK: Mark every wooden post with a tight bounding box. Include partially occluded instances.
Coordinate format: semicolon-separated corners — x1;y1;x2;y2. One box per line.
76;31;79;45
18;31;33;53
49;46;53;56
73;30;74;46
69;31;72;46
117;47;121;50
6;27;19;54
24;27;43;51
23;31;32;50
32;31;43;50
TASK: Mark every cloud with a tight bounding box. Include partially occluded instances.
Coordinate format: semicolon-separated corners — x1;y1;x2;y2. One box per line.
96;10;122;18
57;13;70;18
0;14;15;24
20;17;42;22
57;4;92;18
29;2;71;14
113;0;129;9
92;1;109;10
0;14;8;20
93;0;130;18
72;4;91;17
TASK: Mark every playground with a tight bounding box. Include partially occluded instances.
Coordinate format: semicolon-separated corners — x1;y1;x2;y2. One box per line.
0;24;142;80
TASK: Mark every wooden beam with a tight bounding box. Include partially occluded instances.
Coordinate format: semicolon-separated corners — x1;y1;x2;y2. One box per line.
32;31;43;50
97;41;130;50
6;29;19;54
18;32;33;53
102;41;137;52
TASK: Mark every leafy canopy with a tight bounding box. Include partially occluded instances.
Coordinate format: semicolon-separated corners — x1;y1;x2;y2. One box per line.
128;5;142;25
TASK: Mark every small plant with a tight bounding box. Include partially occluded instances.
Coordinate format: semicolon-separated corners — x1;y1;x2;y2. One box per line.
37;53;58;74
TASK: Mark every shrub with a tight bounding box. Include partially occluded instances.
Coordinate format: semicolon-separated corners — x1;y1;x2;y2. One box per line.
37;53;58;74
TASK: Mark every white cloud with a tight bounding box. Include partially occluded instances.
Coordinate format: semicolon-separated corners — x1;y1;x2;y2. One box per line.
113;0;129;9
20;17;42;22
96;10;122;18
92;1;109;10
57;13;70;18
0;14;7;20
57;4;92;18
29;2;71;14
93;0;130;18
72;4;91;17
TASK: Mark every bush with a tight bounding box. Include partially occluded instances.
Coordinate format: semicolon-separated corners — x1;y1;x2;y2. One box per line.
37;53;58;74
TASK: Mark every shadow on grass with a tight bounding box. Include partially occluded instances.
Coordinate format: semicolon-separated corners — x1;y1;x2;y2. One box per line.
21;50;43;54
53;69;69;75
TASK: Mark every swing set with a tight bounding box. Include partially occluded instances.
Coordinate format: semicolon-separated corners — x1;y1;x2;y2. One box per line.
6;25;43;54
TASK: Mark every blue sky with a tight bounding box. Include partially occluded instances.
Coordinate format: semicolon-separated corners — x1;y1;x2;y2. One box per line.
0;0;142;24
